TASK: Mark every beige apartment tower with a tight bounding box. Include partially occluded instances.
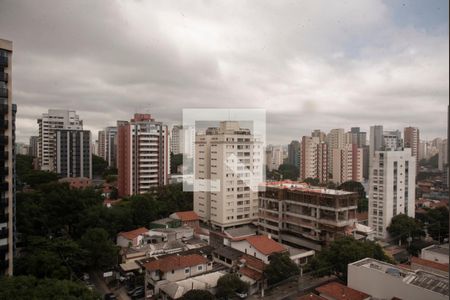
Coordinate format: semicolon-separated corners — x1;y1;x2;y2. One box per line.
0;39;16;276
194;121;263;230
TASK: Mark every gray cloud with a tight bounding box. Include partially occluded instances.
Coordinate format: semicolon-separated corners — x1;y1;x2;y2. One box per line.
0;0;448;144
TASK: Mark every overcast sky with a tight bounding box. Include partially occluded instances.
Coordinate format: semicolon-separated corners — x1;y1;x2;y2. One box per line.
0;0;448;144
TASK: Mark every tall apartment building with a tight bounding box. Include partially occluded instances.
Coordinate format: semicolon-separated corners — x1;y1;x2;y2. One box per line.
266;145;283;171
37;109;82;171
193;121;263;230
299;136;328;183
383;130;403;150
326;128;345;177
258;181;358;251
98;126;117;167
311;129;326;142
55;130;92;178
347;127;367;147
116;114;169;197
29;136;38;157
368;148;416;239
287;140;300;168
369;125;384;162
331;144;363;185
0;39;16;276
438;139;448;171
171;125;182;155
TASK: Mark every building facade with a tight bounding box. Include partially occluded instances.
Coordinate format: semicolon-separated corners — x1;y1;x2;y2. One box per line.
0;39;16;276
266;145;283;171
258;181;358;251
299;136;328;183
98;126;117;168
55;129;92;178
193;121;263;229
404;127;420;170
116;114;169;197
37;109;82;171
368;149;416;239
29;136;38;157
331;144;363;185
287;140;300;169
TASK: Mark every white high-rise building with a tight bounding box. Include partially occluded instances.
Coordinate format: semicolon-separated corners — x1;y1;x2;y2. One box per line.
171;125;183;155
368;148;416;239
98;126;117;167
171;125;195;157
299;136;328;183
383;130;403;151
331;144;363;185
193;121;263;230
37;109;83;171
326;128;346;177
266;145;283;171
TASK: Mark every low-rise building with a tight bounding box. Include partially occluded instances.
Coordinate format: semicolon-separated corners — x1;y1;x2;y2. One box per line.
421;244;449;264
143;254;213;298
169;211;200;229
410;256;449;277
348;258;448;300
228;234;287;264
117;227;149;248
258;181;358;251
58;177;92;189
315;282;370;300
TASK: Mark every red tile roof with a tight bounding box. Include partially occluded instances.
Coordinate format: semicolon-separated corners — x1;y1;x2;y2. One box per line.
239;266;263;281
298;293;327;300
240;254;266;271
316;282;369;300
245;235;286;256
118;227;148;240
143;254;207;273
175;211;199;222
411;256;449;272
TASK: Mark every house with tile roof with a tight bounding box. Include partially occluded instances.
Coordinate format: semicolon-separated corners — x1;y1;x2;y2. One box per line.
169;211;200;228
143;253;213;298
117;227;149;248
315;282;370;300
229;234;287;264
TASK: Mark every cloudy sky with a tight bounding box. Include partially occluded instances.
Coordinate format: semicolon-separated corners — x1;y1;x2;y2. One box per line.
0;0;448;144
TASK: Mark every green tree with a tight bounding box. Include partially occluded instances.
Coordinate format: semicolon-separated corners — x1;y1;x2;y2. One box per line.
79;228;118;270
170;153;183;174
216;273;249;299
181;289;215;300
277;164;299;180
387;214;424;243
307;236;391;280
92;155;108;177
338;181;366;199
264;252;300;285
0;276;99;300
22;170;59;188
303;177;320;186
423;207;449;243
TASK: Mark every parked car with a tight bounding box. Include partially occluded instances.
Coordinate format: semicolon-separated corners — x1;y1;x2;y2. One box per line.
104;293;117;300
127;286;144;296
130;287;145;299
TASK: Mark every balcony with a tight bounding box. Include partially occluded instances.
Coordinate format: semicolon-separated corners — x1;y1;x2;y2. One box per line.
0;103;7;114
0;88;7;98
0;136;8;146
0;182;8;191
0;72;7;83
0;228;7;239
0;56;7;67
0;213;8;223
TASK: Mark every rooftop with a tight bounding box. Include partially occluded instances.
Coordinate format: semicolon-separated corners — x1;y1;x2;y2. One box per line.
118;227;149;240
224;225;257;239
316;282;369;300
245;235;286;256
263;180;354;196
173;211;199;222
411;256;449;273
143;254;208;273
351;258;449;296
422;244;449;256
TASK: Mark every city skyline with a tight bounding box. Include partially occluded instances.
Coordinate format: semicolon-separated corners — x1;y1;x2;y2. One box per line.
0;0;448;144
